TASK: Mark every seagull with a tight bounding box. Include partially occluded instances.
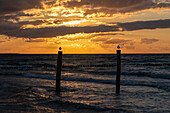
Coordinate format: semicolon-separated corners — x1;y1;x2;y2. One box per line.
117;45;120;49
59;47;62;50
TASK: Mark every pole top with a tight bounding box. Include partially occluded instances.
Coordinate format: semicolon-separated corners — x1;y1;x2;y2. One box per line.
59;47;62;51
117;45;120;49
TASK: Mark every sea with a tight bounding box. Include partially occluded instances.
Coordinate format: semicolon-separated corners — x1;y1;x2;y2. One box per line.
0;54;170;113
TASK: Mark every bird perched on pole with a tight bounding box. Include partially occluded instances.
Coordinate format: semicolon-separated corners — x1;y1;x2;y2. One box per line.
117;45;120;49
59;47;62;50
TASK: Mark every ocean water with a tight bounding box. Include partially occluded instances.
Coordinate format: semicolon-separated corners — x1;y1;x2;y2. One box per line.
0;54;170;112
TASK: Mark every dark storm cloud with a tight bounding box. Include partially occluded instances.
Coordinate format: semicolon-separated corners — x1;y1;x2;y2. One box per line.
63;0;170;15
155;2;170;8
0;25;120;38
0;20;45;33
118;19;170;31
141;38;159;44
0;0;43;14
64;0;151;8
0;12;35;23
83;2;152;16
0;15;18;21
19;20;46;26
84;2;154;15
0;21;21;33
64;0;156;15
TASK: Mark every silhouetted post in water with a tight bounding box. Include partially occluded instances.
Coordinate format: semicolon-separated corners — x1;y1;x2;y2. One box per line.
116;45;121;94
56;47;62;92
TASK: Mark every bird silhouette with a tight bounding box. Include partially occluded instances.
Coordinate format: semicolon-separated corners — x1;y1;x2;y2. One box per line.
59;47;62;50
117;45;120;49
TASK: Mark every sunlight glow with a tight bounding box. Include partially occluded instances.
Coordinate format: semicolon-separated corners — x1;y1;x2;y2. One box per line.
61;19;87;26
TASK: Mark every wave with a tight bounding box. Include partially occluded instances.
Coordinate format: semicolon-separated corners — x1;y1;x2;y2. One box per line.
136;63;170;66
122;72;170;79
23;74;170;92
49;100;128;112
8;85;128;112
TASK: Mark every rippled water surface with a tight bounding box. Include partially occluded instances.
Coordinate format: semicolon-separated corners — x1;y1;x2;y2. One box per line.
0;54;170;112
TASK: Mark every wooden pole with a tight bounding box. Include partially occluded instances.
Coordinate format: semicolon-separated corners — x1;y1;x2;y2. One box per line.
56;48;62;92
116;49;121;94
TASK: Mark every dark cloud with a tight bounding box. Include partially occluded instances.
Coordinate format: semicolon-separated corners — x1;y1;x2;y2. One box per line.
63;0;170;16
118;19;170;31
96;38;135;49
0;12;35;23
0;25;120;38
92;36;133;49
141;38;159;44
104;39;132;44
0;19;170;38
0;21;21;33
19;20;45;26
64;0;151;8
93;33;124;36
155;3;170;8
0;15;18;22
63;0;159;15
0;20;45;33
84;2;152;16
0;0;43;14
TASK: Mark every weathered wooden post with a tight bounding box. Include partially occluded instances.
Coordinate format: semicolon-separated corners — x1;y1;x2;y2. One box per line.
56;47;62;92
116;45;121;94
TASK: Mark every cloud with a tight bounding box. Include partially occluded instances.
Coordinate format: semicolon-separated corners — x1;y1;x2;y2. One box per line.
0;41;6;43
104;39;132;44
0;12;35;24
141;38;159;44
0;20;45;33
63;0;170;17
0;21;21;33
91;36;133;45
125;46;135;49
25;38;47;42
0;25;120;38
0;18;170;38
62;33;124;41
91;37;108;42
19;20;46;26
95;38;135;49
91;33;124;42
0;0;43;14
118;19;170;31
91;36;135;49
64;0;151;8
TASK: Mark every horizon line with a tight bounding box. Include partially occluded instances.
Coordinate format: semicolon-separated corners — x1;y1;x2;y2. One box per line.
1;53;170;55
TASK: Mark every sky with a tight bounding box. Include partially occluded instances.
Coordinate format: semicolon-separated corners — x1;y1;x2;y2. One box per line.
0;0;170;54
